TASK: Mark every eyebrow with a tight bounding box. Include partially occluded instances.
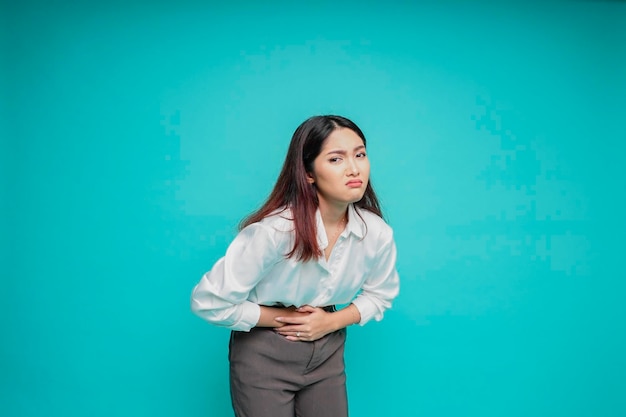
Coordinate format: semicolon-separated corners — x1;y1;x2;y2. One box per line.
325;145;366;156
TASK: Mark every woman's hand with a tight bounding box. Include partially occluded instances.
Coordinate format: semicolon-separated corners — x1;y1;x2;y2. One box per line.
274;305;337;342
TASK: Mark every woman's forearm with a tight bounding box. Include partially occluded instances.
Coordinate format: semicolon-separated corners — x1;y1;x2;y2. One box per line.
257;305;300;327
328;304;361;331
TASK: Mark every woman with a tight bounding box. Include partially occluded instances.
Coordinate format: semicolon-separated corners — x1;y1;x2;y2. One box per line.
191;115;399;417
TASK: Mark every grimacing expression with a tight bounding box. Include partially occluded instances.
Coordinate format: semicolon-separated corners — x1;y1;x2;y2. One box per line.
307;128;370;209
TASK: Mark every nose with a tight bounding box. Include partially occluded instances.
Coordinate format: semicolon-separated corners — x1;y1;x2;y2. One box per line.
347;159;359;175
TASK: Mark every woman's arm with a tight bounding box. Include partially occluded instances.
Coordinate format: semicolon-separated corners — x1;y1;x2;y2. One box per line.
191;223;280;331
350;235;400;325
257;305;311;328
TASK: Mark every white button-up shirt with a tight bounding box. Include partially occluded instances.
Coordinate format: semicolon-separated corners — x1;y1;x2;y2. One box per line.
191;204;400;331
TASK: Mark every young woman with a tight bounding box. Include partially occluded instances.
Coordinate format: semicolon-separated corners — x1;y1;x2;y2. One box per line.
191;115;400;417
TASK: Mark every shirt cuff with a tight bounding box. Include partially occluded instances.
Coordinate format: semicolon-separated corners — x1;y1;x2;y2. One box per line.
351;297;381;326
231;301;261;332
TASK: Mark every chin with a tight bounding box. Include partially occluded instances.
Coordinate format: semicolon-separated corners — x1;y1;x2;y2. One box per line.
348;195;366;204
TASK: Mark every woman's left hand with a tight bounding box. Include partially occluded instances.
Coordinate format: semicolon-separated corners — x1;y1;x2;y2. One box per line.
274;305;337;342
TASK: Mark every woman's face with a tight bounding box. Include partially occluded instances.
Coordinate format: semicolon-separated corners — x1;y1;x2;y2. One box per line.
307;128;370;210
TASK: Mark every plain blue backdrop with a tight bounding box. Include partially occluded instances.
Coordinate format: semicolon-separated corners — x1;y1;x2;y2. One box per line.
3;1;625;416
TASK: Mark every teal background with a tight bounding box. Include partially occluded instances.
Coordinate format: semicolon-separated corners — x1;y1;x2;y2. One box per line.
3;1;625;416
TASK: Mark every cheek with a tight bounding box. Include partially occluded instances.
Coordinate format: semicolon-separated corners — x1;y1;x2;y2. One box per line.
361;161;371;176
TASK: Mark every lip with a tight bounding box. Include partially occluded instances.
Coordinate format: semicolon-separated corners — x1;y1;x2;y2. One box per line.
346;180;363;188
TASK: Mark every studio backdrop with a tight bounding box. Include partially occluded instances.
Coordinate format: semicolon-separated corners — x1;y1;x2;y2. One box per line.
3;1;625;416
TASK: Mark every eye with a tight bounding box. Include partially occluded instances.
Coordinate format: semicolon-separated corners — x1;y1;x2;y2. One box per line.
329;157;343;163
356;152;367;158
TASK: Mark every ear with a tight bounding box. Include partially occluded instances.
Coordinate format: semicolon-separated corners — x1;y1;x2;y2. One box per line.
306;172;315;184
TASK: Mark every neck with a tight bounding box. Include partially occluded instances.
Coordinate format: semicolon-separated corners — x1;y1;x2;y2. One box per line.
318;200;349;226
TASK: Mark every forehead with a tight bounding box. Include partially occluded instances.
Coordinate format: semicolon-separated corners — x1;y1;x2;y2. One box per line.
321;128;365;150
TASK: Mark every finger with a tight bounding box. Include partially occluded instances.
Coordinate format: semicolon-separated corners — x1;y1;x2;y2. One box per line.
279;330;302;340
286;333;310;342
274;323;298;330
278;329;308;338
275;327;301;334
275;316;308;325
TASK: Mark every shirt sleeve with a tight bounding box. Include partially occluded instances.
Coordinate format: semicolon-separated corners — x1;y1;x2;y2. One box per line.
351;231;400;326
190;222;279;331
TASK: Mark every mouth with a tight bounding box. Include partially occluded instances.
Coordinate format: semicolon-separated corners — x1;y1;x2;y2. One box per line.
346;180;363;188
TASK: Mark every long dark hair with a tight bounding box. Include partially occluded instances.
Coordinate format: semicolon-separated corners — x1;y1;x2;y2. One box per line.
240;115;383;261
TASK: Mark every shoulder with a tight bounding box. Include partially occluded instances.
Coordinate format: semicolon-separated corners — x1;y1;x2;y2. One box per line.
257;206;295;232
234;208;293;253
238;207;293;244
